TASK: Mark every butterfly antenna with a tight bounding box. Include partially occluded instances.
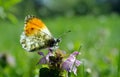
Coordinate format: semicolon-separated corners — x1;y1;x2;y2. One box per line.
58;30;71;39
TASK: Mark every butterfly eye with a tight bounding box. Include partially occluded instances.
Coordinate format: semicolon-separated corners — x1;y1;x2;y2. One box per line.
56;39;61;43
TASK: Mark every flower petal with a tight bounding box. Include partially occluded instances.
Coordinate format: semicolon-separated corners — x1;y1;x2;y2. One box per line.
72;66;77;75
62;60;72;72
38;57;47;64
71;51;79;56
75;60;82;67
46;51;54;62
38;52;44;56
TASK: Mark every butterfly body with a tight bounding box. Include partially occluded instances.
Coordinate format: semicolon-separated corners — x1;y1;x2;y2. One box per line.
20;15;60;52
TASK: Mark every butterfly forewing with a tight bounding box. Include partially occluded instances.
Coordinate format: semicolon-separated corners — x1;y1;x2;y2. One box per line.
20;15;57;52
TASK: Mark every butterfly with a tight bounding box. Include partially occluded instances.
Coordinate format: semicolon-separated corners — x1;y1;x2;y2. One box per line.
20;15;60;52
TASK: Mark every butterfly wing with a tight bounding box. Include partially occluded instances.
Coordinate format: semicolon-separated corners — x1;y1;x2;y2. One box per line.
20;15;54;52
24;15;51;36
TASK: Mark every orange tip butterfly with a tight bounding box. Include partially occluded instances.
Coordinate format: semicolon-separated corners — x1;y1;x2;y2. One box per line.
20;15;60;52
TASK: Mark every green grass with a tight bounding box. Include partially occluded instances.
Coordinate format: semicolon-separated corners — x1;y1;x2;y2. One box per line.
0;15;119;77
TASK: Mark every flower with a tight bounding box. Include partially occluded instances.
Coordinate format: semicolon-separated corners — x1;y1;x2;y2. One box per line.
62;51;82;75
37;51;54;64
0;53;16;68
37;49;82;76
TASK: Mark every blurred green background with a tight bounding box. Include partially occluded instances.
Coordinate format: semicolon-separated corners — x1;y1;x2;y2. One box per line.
0;0;119;77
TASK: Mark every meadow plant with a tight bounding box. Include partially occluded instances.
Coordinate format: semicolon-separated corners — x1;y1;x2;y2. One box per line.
37;49;82;77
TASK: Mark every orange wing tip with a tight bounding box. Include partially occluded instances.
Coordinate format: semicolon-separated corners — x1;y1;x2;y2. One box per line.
24;15;49;36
